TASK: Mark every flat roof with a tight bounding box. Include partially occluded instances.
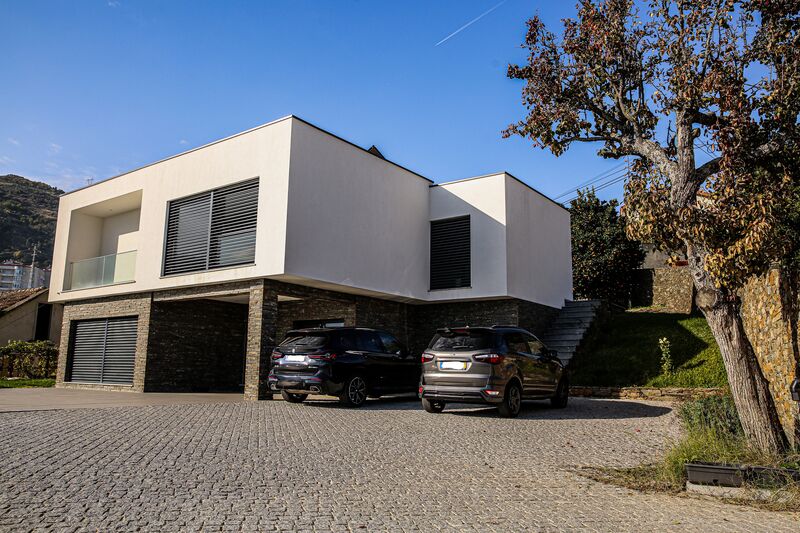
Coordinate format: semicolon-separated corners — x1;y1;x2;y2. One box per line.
431;172;568;213
61;115;433;197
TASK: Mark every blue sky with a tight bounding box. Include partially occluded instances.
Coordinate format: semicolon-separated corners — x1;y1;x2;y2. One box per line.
0;0;626;202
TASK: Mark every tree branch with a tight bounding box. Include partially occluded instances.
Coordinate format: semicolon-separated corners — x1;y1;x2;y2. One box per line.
694;156;721;182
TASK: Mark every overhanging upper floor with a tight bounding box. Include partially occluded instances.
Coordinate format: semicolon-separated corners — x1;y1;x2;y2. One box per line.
49;116;572;308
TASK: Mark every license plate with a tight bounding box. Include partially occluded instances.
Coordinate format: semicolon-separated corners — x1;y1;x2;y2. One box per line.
286;355;305;362
440;361;467;370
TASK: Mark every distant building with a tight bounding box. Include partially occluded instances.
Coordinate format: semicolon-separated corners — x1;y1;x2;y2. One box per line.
0;261;50;291
0;287;62;346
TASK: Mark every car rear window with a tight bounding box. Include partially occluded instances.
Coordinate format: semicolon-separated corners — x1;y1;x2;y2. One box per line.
427;330;494;351
280;333;328;349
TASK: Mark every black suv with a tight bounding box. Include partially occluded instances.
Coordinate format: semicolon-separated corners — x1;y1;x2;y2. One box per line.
419;326;568;417
268;327;419;407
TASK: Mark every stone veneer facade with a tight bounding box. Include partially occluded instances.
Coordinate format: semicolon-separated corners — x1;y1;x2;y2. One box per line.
630;267;695;313
56;279;560;401
740;268;800;445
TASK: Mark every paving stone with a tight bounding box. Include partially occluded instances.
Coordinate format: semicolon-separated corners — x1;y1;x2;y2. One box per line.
0;398;797;531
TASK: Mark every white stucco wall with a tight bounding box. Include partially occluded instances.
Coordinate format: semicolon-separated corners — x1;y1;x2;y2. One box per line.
49;116;293;303
428;174;509;301
49;116;573;310
282;119;431;300
100;209;140;256
505;175;573;308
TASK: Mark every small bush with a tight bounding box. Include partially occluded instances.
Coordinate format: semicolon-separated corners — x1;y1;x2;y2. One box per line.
658;337;673;376
679;395;743;437
0;340;58;379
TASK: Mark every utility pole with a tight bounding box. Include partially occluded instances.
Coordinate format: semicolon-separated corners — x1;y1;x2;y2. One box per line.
27;243;37;289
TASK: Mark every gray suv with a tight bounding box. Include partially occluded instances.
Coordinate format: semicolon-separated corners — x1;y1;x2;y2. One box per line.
419;326;568;417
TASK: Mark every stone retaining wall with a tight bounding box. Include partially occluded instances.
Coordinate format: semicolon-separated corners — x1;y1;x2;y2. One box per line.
570;386;725;402
630;267;694;313
740;268;800;445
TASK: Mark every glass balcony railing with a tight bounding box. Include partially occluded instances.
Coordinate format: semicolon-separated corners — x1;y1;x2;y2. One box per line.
67;250;137;290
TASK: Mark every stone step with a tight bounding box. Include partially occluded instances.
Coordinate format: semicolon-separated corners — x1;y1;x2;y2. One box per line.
543;327;587;337
543;332;585;343
551;317;594;328
564;300;601;308
560;310;597;319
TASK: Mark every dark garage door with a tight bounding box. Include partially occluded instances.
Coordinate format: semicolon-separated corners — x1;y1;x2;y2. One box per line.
68;317;138;384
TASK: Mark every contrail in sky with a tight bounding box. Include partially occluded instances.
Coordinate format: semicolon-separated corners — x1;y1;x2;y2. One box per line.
435;0;507;47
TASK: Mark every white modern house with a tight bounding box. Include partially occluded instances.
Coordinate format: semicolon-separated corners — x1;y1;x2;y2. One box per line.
50;115;572;399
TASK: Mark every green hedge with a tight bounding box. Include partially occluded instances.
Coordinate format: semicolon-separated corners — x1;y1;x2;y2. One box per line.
0;340;58;379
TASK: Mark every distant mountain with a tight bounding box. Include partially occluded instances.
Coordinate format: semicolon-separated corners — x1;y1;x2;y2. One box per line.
0;175;63;267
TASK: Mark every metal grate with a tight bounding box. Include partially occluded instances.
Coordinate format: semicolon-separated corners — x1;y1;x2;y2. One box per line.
68;317;138;385
430;215;471;290
162;178;259;276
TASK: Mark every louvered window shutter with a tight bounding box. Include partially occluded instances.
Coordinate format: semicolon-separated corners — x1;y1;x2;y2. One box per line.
209;178;259;269
162;178;259;275
430;215;471;290
68;317;137;385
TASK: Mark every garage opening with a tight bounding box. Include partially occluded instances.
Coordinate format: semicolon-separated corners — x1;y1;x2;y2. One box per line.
145;297;249;393
67;316;138;385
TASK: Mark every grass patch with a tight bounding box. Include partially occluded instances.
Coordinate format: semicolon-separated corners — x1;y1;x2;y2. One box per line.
0;378;55;388
572;309;727;388
582;396;800;511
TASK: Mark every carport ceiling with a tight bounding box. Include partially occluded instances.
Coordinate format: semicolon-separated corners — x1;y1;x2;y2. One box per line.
206;294;304;305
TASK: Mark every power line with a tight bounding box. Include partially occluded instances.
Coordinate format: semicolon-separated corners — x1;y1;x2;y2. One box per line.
562;171;630;204
560;168;629;203
553;162;627;200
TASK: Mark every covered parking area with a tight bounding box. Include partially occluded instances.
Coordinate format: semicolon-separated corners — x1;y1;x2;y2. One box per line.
57;279;412;400
145;281;362;396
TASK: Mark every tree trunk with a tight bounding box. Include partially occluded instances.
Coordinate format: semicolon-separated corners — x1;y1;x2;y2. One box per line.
692;265;789;455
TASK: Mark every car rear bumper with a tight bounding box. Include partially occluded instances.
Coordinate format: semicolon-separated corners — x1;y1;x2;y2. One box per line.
420;384;503;404
268;373;343;396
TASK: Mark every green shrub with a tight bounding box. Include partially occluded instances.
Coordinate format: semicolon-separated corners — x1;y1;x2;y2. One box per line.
0;378;55;388
658;337;673;376
678;395;743;438
0;340;58;378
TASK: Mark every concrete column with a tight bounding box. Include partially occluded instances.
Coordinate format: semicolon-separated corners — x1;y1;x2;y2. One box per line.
244;280;278;401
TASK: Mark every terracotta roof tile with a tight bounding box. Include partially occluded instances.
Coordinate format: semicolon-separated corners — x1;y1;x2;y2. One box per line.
0;288;47;312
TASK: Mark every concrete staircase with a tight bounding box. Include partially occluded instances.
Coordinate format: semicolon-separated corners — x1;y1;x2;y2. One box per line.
541;300;602;367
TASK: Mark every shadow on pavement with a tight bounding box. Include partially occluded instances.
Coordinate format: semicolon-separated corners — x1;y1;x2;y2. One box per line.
296;395;672;419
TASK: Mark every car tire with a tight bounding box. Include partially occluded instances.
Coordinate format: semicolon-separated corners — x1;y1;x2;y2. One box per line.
497;381;522;418
281;391;308;403
550;376;569;409
338;375;368;408
422;398;446;413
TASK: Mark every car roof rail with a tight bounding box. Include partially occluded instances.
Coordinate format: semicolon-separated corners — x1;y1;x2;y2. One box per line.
490;324;518;329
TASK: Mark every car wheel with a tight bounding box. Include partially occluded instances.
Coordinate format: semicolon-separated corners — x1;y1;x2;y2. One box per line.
422;398;446;413
339;375;368;408
280;391;308;403
550;376;569;409
497;381;522;418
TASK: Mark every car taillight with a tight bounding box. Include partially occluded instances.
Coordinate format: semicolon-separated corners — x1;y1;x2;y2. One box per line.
474;353;504;364
309;352;337;361
271;349;283;360
421;352;434;363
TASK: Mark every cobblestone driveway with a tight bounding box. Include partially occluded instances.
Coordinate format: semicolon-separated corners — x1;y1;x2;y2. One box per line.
0;398;797;532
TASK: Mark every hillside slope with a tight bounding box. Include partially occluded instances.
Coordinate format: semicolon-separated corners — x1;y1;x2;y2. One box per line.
0;175;63;267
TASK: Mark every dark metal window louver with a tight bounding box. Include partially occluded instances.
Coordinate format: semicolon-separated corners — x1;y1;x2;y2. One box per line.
163;178;259;276
68;317;138;385
430;215;471;290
